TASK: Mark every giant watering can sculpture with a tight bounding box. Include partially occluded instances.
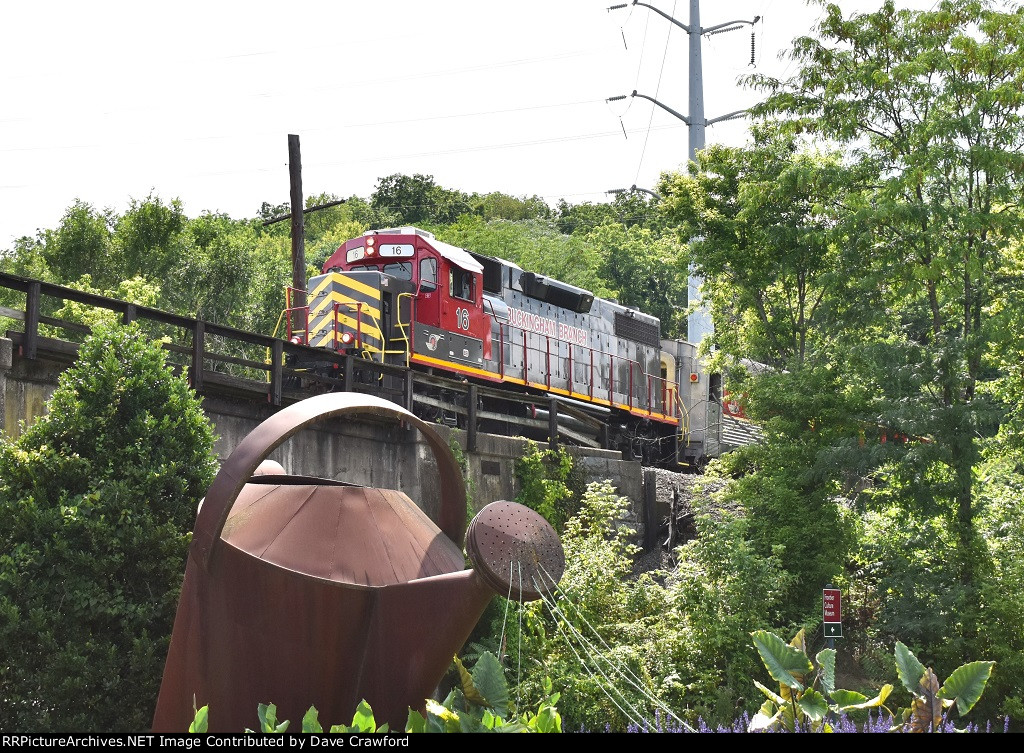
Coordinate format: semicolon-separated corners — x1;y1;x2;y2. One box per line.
152;393;565;732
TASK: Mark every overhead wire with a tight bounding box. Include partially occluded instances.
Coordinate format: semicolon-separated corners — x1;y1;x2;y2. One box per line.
633;1;680;185
528;573;649;728
534;563;695;731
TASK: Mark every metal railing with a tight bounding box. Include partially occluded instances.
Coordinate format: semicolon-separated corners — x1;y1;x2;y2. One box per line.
0;271;628;456
497;322;682;422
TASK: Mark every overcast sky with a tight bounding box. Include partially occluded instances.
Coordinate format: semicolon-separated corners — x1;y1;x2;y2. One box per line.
1;1;938;248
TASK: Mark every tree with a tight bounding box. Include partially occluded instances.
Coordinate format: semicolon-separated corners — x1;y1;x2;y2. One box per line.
586;223;689;339
437;216;614;298
470;191;552;222
370;173;471;226
38;199;116;286
113;193;187;281
0;322;218;732
555;193;655;236
744;0;1024;589
660;125;865;368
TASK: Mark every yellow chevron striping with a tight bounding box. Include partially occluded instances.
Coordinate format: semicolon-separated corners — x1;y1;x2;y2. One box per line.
310;291;381;321
309;313;382;343
309;272;383;301
337;273;381;299
312;331;382;352
309;275;338;300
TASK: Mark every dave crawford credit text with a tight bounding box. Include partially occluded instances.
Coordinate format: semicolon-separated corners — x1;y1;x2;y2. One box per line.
1;737;411;748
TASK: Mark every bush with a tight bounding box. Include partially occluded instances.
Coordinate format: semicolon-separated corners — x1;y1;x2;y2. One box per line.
482;477;797;732
0;321;218;732
513;444;584;533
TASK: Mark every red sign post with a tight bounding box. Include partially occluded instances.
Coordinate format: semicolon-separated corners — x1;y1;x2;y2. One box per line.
823;588;842;638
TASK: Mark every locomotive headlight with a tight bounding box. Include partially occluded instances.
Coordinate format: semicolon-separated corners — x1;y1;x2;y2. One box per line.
366;237;375;245
340;332;354;345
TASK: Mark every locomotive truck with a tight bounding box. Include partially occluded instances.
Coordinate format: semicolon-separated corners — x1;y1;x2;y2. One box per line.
283;226;758;468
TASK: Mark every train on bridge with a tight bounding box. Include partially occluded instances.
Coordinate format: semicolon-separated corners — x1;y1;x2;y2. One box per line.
284;226;759;469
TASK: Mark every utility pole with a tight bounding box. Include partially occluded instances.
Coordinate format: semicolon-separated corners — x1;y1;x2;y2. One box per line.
288;134;306;333
608;0;759;346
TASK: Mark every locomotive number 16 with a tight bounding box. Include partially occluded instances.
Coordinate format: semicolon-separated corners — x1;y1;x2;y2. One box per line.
455;307;470;331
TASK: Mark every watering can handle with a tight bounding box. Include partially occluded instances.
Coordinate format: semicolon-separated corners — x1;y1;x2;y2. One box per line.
191;392;467;571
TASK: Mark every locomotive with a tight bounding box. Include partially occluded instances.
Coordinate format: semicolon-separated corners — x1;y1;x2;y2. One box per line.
284;226;756;468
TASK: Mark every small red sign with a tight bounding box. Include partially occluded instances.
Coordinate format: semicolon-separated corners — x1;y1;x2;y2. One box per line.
722;390;748;419
823;588;842;623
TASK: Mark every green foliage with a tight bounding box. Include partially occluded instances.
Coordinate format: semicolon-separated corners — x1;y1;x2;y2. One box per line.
704;366;861;625
371;173;471;226
972;451;1024;723
189;652;559;734
46;275;162;342
749;628;993;733
436;215;615;298
447;435;476;519
490;478;794;731
585;223;688;339
744;0;1023;589
555;193;656;235
470;191;551;222
662;500;796;722
417;651;560;733
251;703;291;733
513;444;582;532
660;124;864;369
189;703;209;733
894;641;994;732
0;321;219;732
114;193;187;282
38;199;117;286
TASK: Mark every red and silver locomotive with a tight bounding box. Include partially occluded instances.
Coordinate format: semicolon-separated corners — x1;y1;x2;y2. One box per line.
285;226;752;467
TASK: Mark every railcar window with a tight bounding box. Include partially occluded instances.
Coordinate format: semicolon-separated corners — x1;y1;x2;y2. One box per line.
420;257;437;291
383;262;413;280
449;267;475;302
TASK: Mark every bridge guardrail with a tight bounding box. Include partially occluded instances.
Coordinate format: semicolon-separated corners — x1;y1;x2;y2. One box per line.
0;272;617;456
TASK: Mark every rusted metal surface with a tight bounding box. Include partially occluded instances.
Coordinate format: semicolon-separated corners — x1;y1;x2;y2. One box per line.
152;393;564;733
466;501;565;602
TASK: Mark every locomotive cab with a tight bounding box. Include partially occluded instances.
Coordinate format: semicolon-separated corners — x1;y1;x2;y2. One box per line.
316;227;489;369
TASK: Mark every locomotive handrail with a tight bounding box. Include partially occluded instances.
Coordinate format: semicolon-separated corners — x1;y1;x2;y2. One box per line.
393;293;414;368
498;317;681;422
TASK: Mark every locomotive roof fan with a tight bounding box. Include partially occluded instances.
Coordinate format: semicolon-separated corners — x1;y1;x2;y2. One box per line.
152;393;565;732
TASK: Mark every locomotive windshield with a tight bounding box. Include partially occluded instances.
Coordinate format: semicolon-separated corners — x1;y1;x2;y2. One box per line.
382;262;413;280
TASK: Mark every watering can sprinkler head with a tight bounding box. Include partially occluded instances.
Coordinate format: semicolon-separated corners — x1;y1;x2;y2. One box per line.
466;500;565;602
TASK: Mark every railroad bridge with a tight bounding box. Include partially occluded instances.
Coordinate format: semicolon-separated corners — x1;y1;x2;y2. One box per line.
0;272;673;548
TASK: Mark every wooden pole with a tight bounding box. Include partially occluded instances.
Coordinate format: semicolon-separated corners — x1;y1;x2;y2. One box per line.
288;134;306;328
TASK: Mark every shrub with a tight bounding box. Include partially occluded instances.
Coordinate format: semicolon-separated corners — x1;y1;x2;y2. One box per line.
0;321;218;732
513;444;584;532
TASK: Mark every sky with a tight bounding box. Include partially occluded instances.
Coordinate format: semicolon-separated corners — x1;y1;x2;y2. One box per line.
0;0;938;249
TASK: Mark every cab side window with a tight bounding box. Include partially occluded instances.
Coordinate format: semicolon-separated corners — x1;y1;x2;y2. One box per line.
449;267;474;302
419;257;437;291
